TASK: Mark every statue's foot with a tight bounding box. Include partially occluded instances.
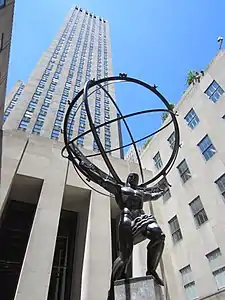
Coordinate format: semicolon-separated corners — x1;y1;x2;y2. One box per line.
146;270;164;286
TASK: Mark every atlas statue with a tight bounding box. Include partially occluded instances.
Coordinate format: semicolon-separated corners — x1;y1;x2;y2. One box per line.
62;75;180;298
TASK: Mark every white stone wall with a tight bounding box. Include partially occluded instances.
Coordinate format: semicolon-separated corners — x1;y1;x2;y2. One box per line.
141;51;225;300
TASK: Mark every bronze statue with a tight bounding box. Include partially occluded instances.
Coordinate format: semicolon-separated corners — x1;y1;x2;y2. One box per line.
81;160;166;285
62;75;180;299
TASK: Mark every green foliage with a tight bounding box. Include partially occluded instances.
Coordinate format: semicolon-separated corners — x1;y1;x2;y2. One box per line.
161;103;175;122
143;137;152;149
186;70;196;86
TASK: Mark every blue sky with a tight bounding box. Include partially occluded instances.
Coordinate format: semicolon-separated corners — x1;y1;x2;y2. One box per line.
7;0;225;147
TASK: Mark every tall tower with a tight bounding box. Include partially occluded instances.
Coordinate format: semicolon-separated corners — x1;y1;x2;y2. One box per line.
0;0;15;130
3;6;120;155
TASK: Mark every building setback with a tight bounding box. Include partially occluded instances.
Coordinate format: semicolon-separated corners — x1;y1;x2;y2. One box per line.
141;50;225;300
3;6;121;155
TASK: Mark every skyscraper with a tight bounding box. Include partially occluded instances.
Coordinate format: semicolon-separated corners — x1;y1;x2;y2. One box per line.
3;6;120;155
0;0;15;130
1;6;151;300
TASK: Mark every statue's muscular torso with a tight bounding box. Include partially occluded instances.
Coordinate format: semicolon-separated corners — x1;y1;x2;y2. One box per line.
115;186;145;218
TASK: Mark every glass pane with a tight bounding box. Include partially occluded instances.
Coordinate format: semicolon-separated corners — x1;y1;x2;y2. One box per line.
207;249;224;271
204;146;216;161
190;197;203;214
195;210;208;226
214;267;225;289
0;0;5;7
180;265;193;285
184;282;198;300
216;175;225;193
218;86;224;95
199;136;210;152
212;81;219;90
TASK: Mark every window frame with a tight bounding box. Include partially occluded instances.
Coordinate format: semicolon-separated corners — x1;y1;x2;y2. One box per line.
177;159;191;183
0;0;6;9
184;108;200;129
168;216;183;244
0;32;4;51
163;188;171;202
215;174;225;201
207;248;225;290
180;265;198;300
205;80;224;103
198;135;216;161
153;152;163;170
189;196;208;227
168;132;175;149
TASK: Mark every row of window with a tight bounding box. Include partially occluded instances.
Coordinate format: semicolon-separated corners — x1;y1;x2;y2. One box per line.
155;132;216;172
103;25;111;152
3;82;25;121
92;22;104;151
74;6;106;23
168;171;225;245
85;17;96;82
156;80;223;152
183;81;223;130
51;13;87;140
180;248;225;300
76;14;92;146
103;23;109;76
160;157;224;205
18;10;77;131
33;13;82;136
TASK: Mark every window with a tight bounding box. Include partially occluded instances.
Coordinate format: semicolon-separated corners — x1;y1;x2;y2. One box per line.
0;33;4;51
177;159;191;183
180;265;198;300
168;216;182;244
157;177;171;202
18;120;29;130
168;132;175;149
205;81;224;103
198;135;216;161
215;174;225;201
0;0;5;9
153;152;163;170
207;248;225;290
185;109;199;129
163;188;171;202
189;196;208;226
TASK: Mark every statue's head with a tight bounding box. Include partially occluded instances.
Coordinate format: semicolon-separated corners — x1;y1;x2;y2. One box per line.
126;173;139;188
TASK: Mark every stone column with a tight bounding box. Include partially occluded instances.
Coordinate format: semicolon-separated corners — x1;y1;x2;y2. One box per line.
80;190;112;300
0;131;28;217
14;154;68;300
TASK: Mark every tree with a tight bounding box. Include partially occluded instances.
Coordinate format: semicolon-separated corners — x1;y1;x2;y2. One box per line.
161;103;175;122
143;137;152;149
186;70;196;86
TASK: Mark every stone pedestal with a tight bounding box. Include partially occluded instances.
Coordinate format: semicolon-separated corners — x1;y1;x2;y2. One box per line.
114;276;163;300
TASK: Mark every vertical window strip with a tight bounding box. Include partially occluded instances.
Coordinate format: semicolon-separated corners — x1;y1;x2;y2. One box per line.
18;10;77;131
75;14;92;146
50;13;86;140
93;20;103;151
4;82;25;122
